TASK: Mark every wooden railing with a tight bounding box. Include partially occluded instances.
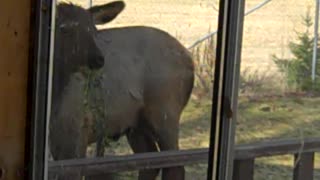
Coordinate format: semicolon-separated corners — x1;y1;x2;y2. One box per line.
233;138;320;180
48;138;320;179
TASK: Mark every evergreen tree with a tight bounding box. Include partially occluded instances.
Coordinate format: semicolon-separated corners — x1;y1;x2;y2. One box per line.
273;12;320;92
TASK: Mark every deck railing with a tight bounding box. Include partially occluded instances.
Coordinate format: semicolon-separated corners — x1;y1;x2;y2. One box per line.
48;138;320;179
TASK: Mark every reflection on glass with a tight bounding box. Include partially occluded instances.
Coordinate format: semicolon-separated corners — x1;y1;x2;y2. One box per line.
47;0;218;179
235;0;320;179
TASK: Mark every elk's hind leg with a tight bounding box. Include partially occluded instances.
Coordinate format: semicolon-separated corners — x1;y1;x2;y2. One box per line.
126;129;160;180
151;110;185;180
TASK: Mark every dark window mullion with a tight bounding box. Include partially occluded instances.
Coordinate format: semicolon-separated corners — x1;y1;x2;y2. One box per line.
208;0;246;179
27;0;54;180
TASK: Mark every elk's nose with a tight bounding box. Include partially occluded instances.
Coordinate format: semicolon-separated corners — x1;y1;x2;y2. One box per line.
89;54;104;69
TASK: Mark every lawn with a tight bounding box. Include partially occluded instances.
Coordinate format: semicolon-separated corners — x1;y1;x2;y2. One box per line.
92;95;320;179
181;96;320;180
236;96;320;180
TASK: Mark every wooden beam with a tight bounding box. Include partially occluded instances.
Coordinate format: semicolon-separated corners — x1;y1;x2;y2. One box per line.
48;138;320;176
235;138;320;160
49;148;209;176
0;0;32;179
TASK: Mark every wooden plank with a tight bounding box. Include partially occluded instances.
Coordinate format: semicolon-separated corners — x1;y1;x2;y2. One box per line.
232;159;254;180
293;152;314;180
48;148;209;176
0;0;32;179
235;138;320;160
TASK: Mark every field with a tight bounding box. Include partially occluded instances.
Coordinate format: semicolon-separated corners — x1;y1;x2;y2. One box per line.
63;0;314;72
57;0;320;179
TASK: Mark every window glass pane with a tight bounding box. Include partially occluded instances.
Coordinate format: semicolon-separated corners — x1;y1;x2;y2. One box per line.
235;0;320;179
46;0;219;179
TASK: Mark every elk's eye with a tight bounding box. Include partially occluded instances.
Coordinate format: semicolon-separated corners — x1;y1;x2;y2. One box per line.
59;22;79;34
59;26;71;34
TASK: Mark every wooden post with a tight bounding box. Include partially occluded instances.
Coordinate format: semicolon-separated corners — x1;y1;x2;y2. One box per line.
232;159;254;180
293;152;314;180
0;0;32;179
87;0;93;8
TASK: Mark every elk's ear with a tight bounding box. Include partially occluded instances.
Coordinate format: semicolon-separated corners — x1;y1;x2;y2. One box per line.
89;1;125;25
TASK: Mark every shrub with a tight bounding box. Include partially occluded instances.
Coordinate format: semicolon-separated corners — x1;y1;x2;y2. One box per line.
191;36;216;99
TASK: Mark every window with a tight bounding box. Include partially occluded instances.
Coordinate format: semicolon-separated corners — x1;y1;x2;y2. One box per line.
28;0;246;180
233;0;320;180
